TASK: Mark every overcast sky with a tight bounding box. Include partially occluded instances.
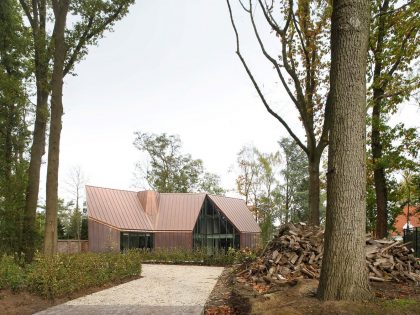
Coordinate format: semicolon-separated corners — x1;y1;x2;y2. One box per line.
49;0;418;201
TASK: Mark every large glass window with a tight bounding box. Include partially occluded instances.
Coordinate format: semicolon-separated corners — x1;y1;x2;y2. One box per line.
120;232;154;251
193;198;240;253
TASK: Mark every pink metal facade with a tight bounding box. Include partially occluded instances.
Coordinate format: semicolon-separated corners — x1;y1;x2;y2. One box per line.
88;219;120;252
240;233;261;249
86;185;261;251
154;231;193;250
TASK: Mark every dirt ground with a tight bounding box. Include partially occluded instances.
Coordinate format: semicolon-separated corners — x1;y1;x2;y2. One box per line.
204;267;420;315
0;276;141;315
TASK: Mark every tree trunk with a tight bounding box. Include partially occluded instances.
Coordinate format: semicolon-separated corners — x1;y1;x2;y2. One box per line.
372;92;388;238
44;0;69;256
23;89;48;262
371;0;389;239
22;3;50;262
308;154;321;226
317;0;372;301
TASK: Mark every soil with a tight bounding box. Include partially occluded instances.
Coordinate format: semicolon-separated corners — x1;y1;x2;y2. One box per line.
0;275;141;315
204;267;420;315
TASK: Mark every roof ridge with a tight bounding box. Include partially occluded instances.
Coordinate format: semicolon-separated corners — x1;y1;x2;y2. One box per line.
85;185;138;193
207;194;246;202
159;192;206;195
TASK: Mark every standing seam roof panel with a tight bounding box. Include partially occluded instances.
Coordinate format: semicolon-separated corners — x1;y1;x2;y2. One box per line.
86;186;153;231
208;195;260;233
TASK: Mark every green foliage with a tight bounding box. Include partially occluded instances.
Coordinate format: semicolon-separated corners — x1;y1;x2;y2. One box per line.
279;138;310;223
0;251;142;298
133;132;225;194
199;172;226;195
260;212;275;244
236;145;281;226
65;0;136;75
0;0;32;256
26;251;142;299
132;247;256;266
0;255;26;292
80;217;88;240
366;0;420;234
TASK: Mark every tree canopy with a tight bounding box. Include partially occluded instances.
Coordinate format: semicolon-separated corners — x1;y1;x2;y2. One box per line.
133;132;225;194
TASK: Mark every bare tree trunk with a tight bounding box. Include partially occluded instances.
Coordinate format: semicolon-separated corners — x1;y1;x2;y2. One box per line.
21;0;50;263
23;88;49;262
372;93;388;238
371;0;389;239
308;154;321;225
318;0;372;301
44;0;69;256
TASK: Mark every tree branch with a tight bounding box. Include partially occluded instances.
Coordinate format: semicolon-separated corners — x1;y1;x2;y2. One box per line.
386;26;416;79
374;0;414;18
19;0;35;28
64;4;125;77
226;0;308;155
248;1;299;108
257;0;308;124
317;93;331;152
257;0;284;36
290;0;310;63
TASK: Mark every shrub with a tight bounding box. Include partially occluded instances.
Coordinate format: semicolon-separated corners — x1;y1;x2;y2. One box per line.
0;255;26;292
135;247;256;266
26;250;142;299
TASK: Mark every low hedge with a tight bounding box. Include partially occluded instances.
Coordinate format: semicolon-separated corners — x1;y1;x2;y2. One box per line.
0;250;142;299
136;247;257;266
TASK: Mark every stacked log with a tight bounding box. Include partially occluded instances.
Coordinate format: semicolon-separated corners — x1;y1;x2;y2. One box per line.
238;222;420;285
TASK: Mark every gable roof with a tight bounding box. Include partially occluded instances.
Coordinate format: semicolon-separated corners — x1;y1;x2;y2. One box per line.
86;185;260;233
208;195;260;233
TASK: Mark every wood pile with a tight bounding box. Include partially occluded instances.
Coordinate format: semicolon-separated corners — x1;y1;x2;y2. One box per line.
238;222;420;285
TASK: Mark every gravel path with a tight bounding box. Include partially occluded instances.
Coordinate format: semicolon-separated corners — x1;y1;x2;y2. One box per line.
35;264;224;315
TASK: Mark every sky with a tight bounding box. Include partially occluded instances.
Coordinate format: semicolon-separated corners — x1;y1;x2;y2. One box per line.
49;0;418;201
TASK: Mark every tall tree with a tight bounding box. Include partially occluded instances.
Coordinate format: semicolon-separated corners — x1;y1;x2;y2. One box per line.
234;144;282;238
134;132;225;194
18;0;135;259
226;0;331;225
279;137;309;223
236;145;261;206
19;0;51;262
368;0;419;238
318;0;371;300
0;0;31;255
43;0;70;256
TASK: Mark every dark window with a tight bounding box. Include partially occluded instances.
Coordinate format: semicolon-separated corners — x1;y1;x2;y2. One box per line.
193;197;240;253
120;232;154;251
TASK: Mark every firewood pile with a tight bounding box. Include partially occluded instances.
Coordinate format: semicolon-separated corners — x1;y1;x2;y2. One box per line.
237;222;420;285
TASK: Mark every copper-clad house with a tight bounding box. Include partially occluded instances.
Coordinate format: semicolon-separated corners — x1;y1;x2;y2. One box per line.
86;185;261;252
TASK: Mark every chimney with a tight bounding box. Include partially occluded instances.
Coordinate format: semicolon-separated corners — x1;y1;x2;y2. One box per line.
137;190;160;220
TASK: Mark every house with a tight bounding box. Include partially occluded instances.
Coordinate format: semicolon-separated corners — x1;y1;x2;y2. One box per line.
86;185;261;253
391;205;420;237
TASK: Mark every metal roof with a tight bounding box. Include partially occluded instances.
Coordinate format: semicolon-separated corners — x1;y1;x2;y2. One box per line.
208;195;261;233
86;186;153;231
155;193;206;230
86;185;260;233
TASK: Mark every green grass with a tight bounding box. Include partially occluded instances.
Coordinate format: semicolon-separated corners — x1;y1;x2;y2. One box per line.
382;298;419;309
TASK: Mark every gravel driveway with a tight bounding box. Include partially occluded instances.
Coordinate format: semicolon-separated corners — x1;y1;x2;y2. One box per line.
35;264;224;315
